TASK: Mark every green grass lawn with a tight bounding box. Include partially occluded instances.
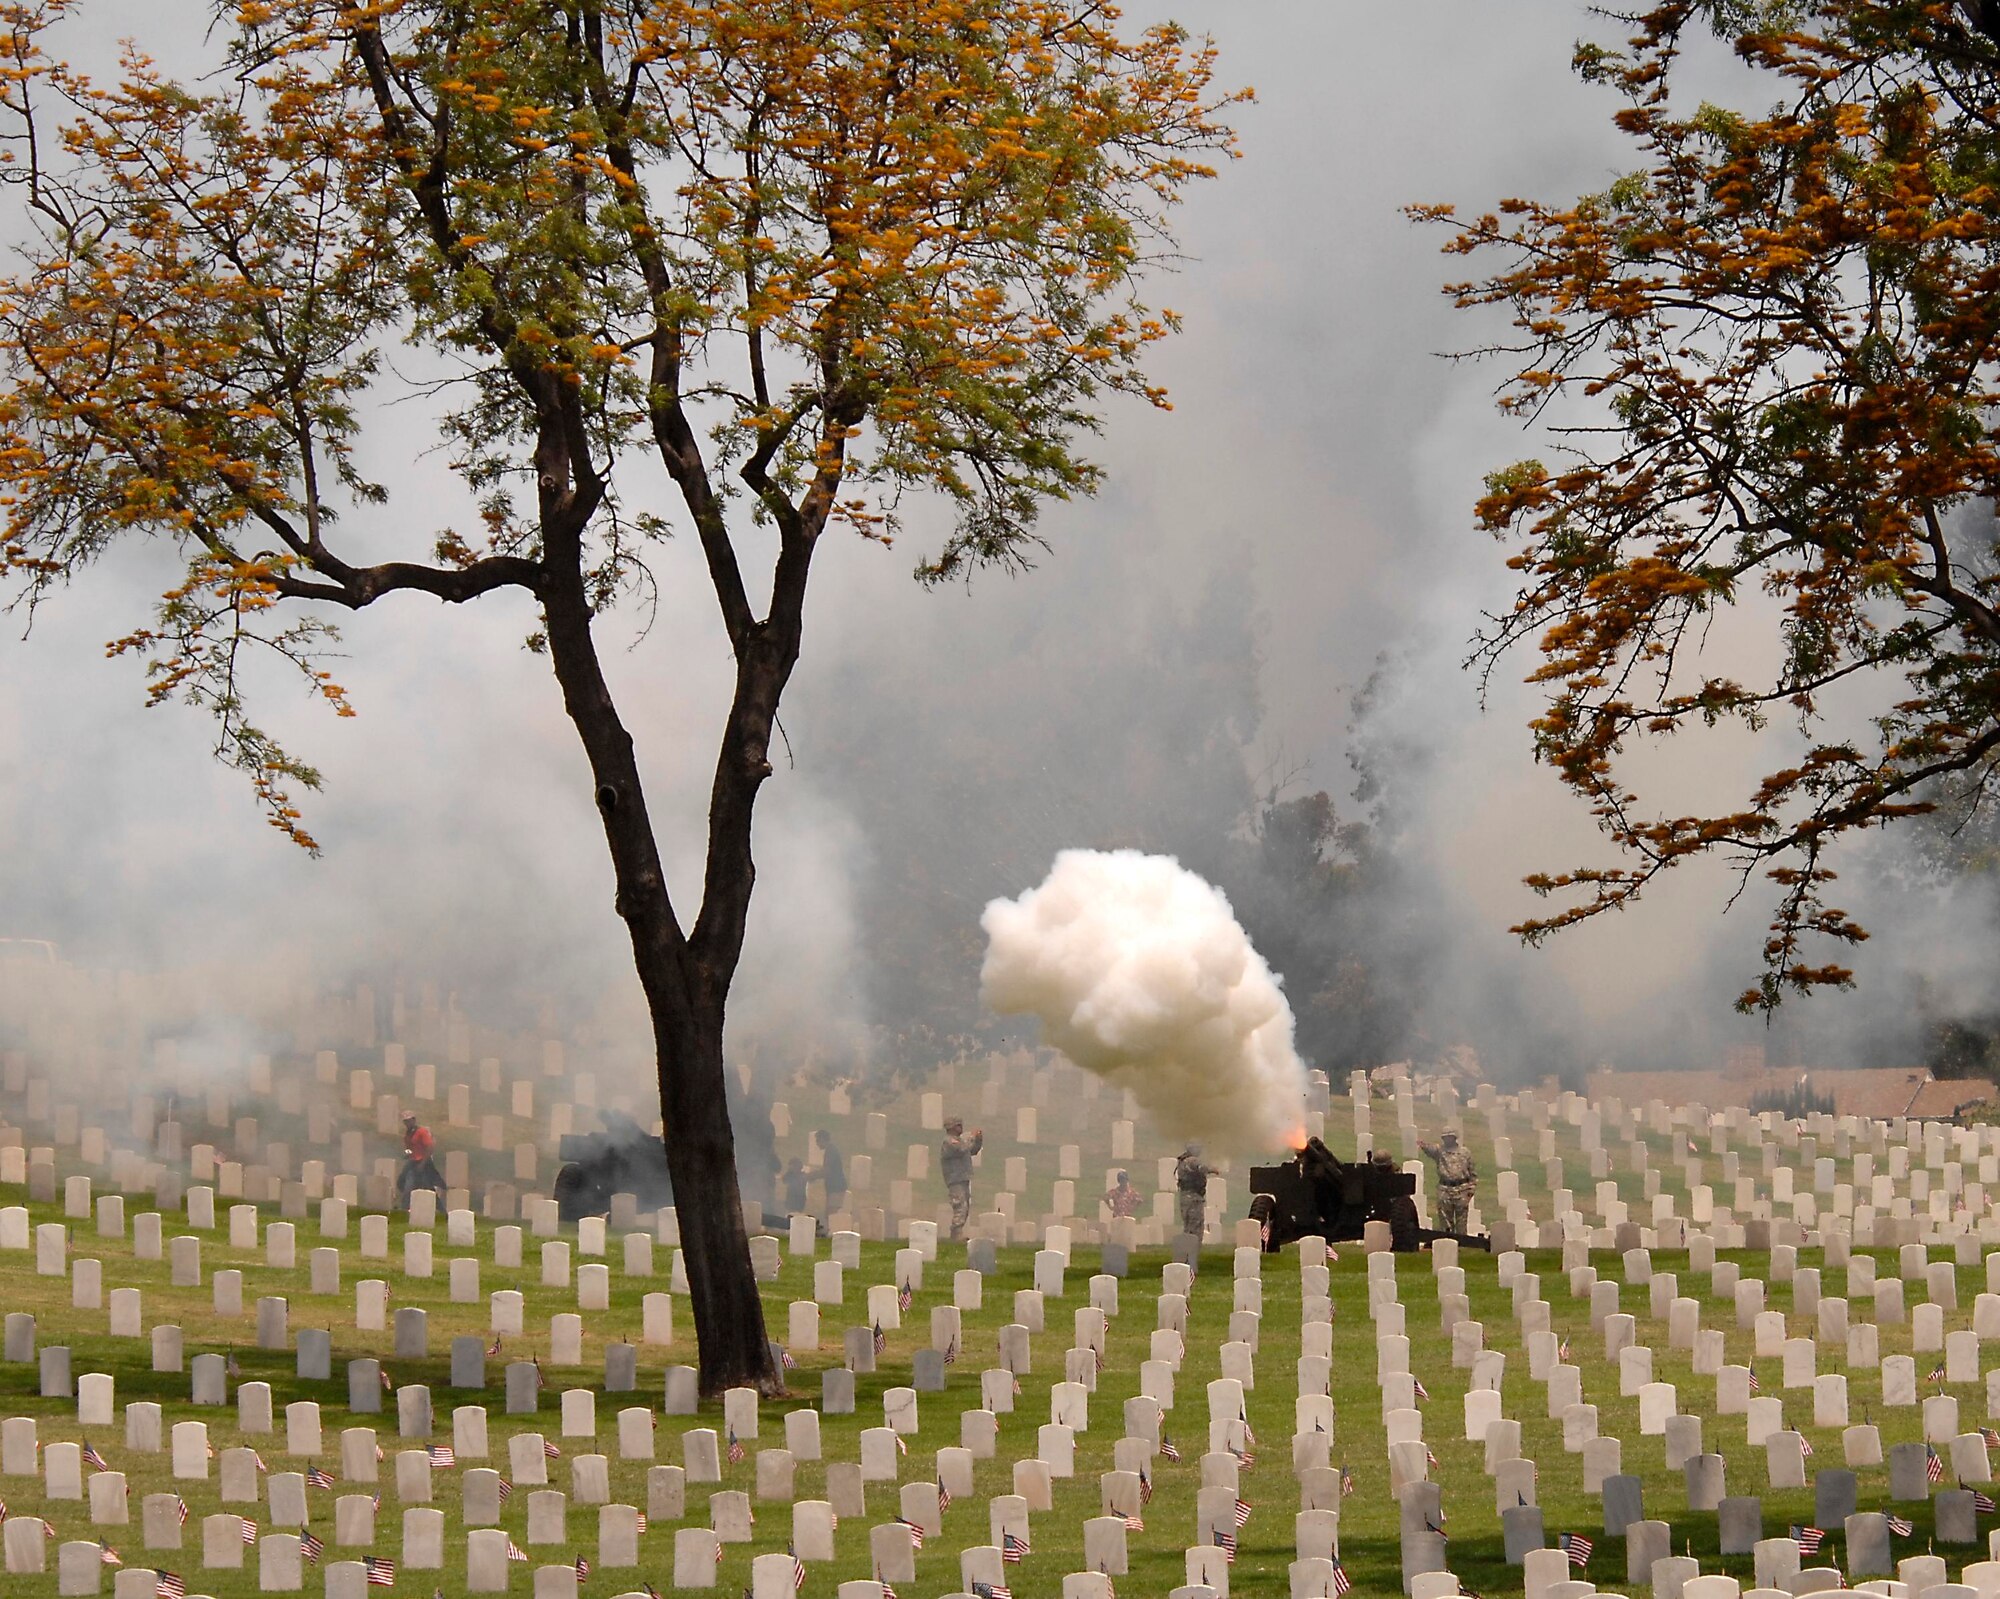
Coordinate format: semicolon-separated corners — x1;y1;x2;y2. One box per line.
0;1172;1991;1596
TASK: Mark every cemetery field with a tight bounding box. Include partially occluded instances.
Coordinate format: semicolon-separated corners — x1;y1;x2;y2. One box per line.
4;1168;2000;1596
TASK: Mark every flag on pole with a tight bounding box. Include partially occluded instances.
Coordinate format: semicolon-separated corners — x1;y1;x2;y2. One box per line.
936;1478;951;1513
789;1544;805;1590
1790;1525;1826;1555
1122;1511;1144;1532
1929;1445;1946;1483
873;1323;887;1357
1888;1515;1914;1537
574;1556;590;1581
100;1545;121;1565
1002;1530;1029;1564
487;1335;503;1357
1159;1435;1180;1462
1330;1560;1353;1596
1558;1533;1592;1569
897;1283;913;1313
81;1443;109;1472
1233;1499;1252;1530
1977;1492;1998;1515
426;1446;455;1469
1340;1466;1356;1497
543;1440;562;1461
943;1340;957;1366
300;1531;324;1564
1213;1529;1236;1564
364;1557;396;1587
1930;1365;1948;1384
174;1498;190;1527
155;1573;186;1599
895;1519;925;1550
238;1518;257;1546
506;1541;528;1563
1557;1337;1569;1362
305;1470;336;1490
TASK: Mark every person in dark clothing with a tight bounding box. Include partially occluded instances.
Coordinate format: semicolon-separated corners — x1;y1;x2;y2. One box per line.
811;1128;847;1216
780;1158;810;1215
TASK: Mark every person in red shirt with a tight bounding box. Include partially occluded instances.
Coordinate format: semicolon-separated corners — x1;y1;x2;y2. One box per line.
398;1112;444;1210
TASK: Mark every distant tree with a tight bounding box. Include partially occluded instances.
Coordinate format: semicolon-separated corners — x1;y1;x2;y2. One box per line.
0;0;1239;1392
1421;0;2000;1012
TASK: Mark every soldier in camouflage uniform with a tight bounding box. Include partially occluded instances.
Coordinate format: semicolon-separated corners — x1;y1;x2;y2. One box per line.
940;1117;984;1241
1174;1144;1217;1241
1418;1129;1476;1237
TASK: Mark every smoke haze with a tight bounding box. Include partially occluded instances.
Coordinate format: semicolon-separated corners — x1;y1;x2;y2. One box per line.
1;3;1991;1088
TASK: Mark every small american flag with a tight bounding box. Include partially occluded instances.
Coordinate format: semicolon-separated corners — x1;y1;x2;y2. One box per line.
300;1530;324;1564
1340;1466;1356;1497
226;1353;242;1379
936;1478;951;1513
1888;1514;1914;1537
1331;1559;1352;1596
943;1340;957;1366
973;1585;1010;1599
1558;1533;1592;1568
1747;1371;1760;1395
1791;1525;1826;1554
1931;1365;1948;1384
1159;1435;1180;1462
81;1442;109;1472
365;1556;396;1586
789;1545;805;1589
1978;1492;1998;1515
1121;1511;1144;1532
239;1519;258;1547
1799;1434;1814;1458
1213;1528;1236;1564
897;1283;913;1312
174;1498;190;1526
487;1335;503;1357
305;1469;336;1490
780;1349;796;1371
506;1540;528;1563
873;1322;887;1357
155;1572;185;1599
1139;1471;1152;1506
574;1555;590;1580
1556;1337;1569;1362
99;1546;121;1565
534;1357;546;1391
1424;1445;1440;1469
879;1580;897;1599
543;1440;562;1461
496;1481;512;1502
1002;1529;1028;1563
380;1369;393;1393
727;1433;744;1465
1983;1427;2000;1449
895;1518;925;1550
1233;1498;1252;1529
426;1446;454;1469
1929;1445;1946;1483
1411;1378;1429;1400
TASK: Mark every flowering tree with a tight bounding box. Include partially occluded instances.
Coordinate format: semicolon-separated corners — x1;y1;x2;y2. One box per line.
1425;0;2000;1011
0;0;1240;1391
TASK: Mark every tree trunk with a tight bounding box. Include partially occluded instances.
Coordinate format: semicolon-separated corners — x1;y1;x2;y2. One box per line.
653;993;783;1397
539;532;781;1398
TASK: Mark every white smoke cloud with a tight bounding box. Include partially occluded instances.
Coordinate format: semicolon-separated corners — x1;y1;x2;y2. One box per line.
980;849;1309;1154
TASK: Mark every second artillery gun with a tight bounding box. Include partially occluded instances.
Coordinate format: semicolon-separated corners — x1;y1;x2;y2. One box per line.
1249;1135;1491;1253
553;1110;674;1222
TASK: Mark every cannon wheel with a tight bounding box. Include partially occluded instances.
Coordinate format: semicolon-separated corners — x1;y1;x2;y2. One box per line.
553;1162;612;1223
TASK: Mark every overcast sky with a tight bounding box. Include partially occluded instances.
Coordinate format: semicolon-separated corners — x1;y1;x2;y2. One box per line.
2;3;1978;1072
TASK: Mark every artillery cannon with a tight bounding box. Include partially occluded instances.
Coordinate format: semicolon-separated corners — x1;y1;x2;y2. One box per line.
1249;1136;1489;1253
552;1111;673;1222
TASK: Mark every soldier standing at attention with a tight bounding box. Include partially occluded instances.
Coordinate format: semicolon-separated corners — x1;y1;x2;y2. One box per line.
940;1117;984;1241
1174;1143;1217;1241
1418;1129;1476;1237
